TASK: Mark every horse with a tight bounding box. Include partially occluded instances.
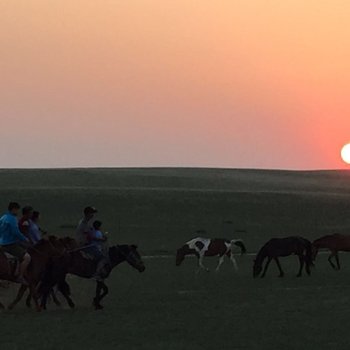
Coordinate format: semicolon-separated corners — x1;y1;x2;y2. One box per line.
312;233;350;270
39;244;145;310
0;236;73;311
176;237;246;272
7;236;78;310
253;236;313;278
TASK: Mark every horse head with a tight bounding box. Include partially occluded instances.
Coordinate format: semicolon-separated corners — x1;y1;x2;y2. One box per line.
232;240;247;255
311;244;319;261
175;246;186;266
110;245;145;272
253;259;262;278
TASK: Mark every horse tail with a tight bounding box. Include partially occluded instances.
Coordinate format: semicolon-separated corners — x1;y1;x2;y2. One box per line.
231;239;247;255
304;240;314;267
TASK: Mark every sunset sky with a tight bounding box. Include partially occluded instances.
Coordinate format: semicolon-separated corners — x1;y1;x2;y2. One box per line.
1;1;350;169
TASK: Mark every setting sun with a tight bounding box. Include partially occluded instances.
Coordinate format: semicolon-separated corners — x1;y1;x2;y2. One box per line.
341;144;350;164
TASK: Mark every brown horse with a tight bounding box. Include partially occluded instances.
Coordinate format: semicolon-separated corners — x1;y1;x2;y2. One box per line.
312;233;350;270
253;236;313;278
39;244;146;310
7;236;77;310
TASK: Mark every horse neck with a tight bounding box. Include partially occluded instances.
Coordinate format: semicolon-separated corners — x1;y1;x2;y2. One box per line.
313;239;327;249
108;246;127;269
182;245;195;257
29;243;52;260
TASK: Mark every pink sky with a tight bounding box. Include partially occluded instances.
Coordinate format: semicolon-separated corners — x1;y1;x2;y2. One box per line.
1;1;350;169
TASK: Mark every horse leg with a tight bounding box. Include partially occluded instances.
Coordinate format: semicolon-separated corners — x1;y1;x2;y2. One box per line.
8;284;28;310
215;255;225;272
274;258;284;277
93;281;104;310
328;253;337;270
50;289;61;307
57;280;75;309
29;283;42;312
261;257;272;278
25;290;32;308
96;282;109;309
335;252;341;270
230;253;238;271
197;255;209;273
297;255;304;277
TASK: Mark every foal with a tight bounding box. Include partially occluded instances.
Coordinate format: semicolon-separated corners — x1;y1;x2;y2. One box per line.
176;237;246;272
253;236;313;278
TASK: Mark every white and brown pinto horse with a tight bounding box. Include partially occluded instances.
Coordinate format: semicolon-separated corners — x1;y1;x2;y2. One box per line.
176;237;246;272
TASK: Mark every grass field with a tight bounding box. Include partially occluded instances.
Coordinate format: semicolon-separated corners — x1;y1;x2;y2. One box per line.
1;168;350;350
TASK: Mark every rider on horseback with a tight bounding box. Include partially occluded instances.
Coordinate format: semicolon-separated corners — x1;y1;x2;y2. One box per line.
0;202;31;283
76;207;110;280
76;206;97;246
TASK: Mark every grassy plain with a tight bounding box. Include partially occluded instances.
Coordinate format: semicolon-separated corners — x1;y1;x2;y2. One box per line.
0;168;350;350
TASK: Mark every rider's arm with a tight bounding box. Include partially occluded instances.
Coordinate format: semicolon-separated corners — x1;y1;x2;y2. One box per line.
10;217;28;242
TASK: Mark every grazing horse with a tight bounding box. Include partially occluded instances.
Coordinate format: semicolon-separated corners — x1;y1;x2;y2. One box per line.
176;237;246;272
253;236;313;278
8;236;77;310
312;233;350;270
39;244;145;310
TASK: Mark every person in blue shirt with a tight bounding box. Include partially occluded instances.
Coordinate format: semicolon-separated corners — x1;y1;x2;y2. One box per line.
89;220;107;259
89;220;110;281
0;202;31;283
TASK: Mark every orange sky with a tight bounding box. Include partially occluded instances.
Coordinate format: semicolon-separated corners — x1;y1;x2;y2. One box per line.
1;1;350;169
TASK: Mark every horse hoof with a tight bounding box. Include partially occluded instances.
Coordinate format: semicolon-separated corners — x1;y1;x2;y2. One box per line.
278;274;284;278
7;304;14;311
68;302;75;309
94;304;104;310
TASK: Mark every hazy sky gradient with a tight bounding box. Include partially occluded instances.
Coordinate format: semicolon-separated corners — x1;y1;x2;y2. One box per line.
1;1;350;169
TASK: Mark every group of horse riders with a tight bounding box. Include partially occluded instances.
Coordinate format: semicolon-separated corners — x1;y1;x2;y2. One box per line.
0;202;110;284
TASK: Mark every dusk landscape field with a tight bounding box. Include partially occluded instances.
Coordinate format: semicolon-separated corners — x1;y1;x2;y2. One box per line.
1;168;350;350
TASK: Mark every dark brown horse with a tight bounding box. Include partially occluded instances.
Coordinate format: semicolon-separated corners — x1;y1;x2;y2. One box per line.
7;236;77;310
0;236;73;311
312;233;350;270
39;244;145;310
253;236;313;278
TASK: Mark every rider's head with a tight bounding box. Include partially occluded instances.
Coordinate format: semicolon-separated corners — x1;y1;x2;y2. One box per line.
8;202;20;216
84;206;97;219
22;206;33;219
32;211;40;222
93;220;102;230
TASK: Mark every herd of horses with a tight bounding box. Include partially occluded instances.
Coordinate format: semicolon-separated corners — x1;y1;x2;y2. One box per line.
176;233;350;277
0;232;349;312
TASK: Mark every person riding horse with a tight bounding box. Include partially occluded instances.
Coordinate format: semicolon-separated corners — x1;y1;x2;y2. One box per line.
76;206;97;246
0;202;31;284
76;207;111;280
